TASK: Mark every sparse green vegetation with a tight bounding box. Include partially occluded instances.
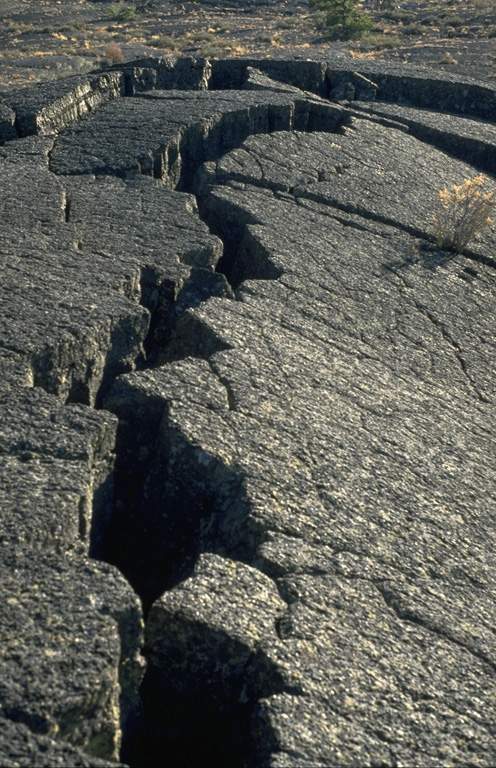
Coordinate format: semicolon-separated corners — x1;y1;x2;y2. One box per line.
200;39;235;58
363;33;401;49
106;4;139;23
149;35;179;51
309;0;374;39
381;9;415;23
439;51;458;65
402;23;425;35
440;13;464;27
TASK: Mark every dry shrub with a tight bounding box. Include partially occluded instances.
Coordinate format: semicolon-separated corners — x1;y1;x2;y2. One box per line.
105;41;124;65
431;174;495;252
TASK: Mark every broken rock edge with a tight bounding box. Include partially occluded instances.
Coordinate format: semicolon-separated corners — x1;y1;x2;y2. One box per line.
2;55;496;768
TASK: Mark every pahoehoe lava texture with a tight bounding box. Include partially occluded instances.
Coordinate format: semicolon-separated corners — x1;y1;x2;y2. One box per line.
1;55;496;767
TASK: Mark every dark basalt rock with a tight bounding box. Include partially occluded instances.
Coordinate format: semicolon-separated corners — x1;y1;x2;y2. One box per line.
350;100;496;176
108;56;212;95
326;58;496;119
49;89;345;184
1;55;496;768
4;72;124;137
0;101;17;143
0;719;127;768
0;546;144;763
0;385;117;556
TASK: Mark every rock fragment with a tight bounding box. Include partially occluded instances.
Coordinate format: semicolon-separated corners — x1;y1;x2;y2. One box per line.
0;386;117;556
112;56;211;95
143;553;287;766
4;72;124;136
0;101;17;144
0;547;144;762
0;719;127;768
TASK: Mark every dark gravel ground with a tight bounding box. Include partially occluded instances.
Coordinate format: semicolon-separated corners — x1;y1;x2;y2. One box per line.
0;0;495;89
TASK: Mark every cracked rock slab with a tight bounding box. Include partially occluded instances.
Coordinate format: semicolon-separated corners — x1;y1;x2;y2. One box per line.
132;122;496;764
0;719;128;768
143;553;288;766
326;58;496;120
0;101;17;143
0;547;144;762
3;54;496;768
49;89;345;184
350;100;496;176
197;121;496;255
0;385;117;556
3;72;124;137
0;137;222;404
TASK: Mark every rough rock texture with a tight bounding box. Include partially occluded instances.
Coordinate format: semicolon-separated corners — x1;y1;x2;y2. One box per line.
0;547;144;763
0;136;221;403
1;55;496;767
326;59;496;119
49;89;345;184
143;553;288;766
0;101;17;143
113;56;212;95
4;72;124;137
0;385;117;556
0;719;127;768
350;101;496;176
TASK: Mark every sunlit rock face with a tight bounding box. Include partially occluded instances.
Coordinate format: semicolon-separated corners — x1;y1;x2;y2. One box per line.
1;56;496;768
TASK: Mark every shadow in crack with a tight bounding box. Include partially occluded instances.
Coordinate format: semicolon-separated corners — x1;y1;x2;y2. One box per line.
134;625;289;768
101;389;252;612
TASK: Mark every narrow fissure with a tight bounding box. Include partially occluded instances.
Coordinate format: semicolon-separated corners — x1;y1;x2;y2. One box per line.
98;245;281;766
89;178;286;766
39;78;450;767
39;93;354;765
28;86;472;765
6;57;496;768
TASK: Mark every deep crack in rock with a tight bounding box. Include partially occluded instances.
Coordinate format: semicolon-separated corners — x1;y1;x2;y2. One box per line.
2;55;496;768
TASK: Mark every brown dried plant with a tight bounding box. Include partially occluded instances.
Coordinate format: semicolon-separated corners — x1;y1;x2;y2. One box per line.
105;41;124;66
431;174;495;252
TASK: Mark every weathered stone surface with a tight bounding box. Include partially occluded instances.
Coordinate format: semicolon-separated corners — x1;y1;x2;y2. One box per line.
107;56;211;95
0;101;17;144
0;719;127;768
329;70;377;102
0;385;116;556
0;546;144;762
102;358;233;599
326;57;496;119
242;67;306;94
145;552;286;694
142;553;288;766
3;72;124;137
49;89;346;185
129;123;496;764
210;58;328;95
350;100;496;175
2;54;496;767
0;137;221;404
195;121;496;259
